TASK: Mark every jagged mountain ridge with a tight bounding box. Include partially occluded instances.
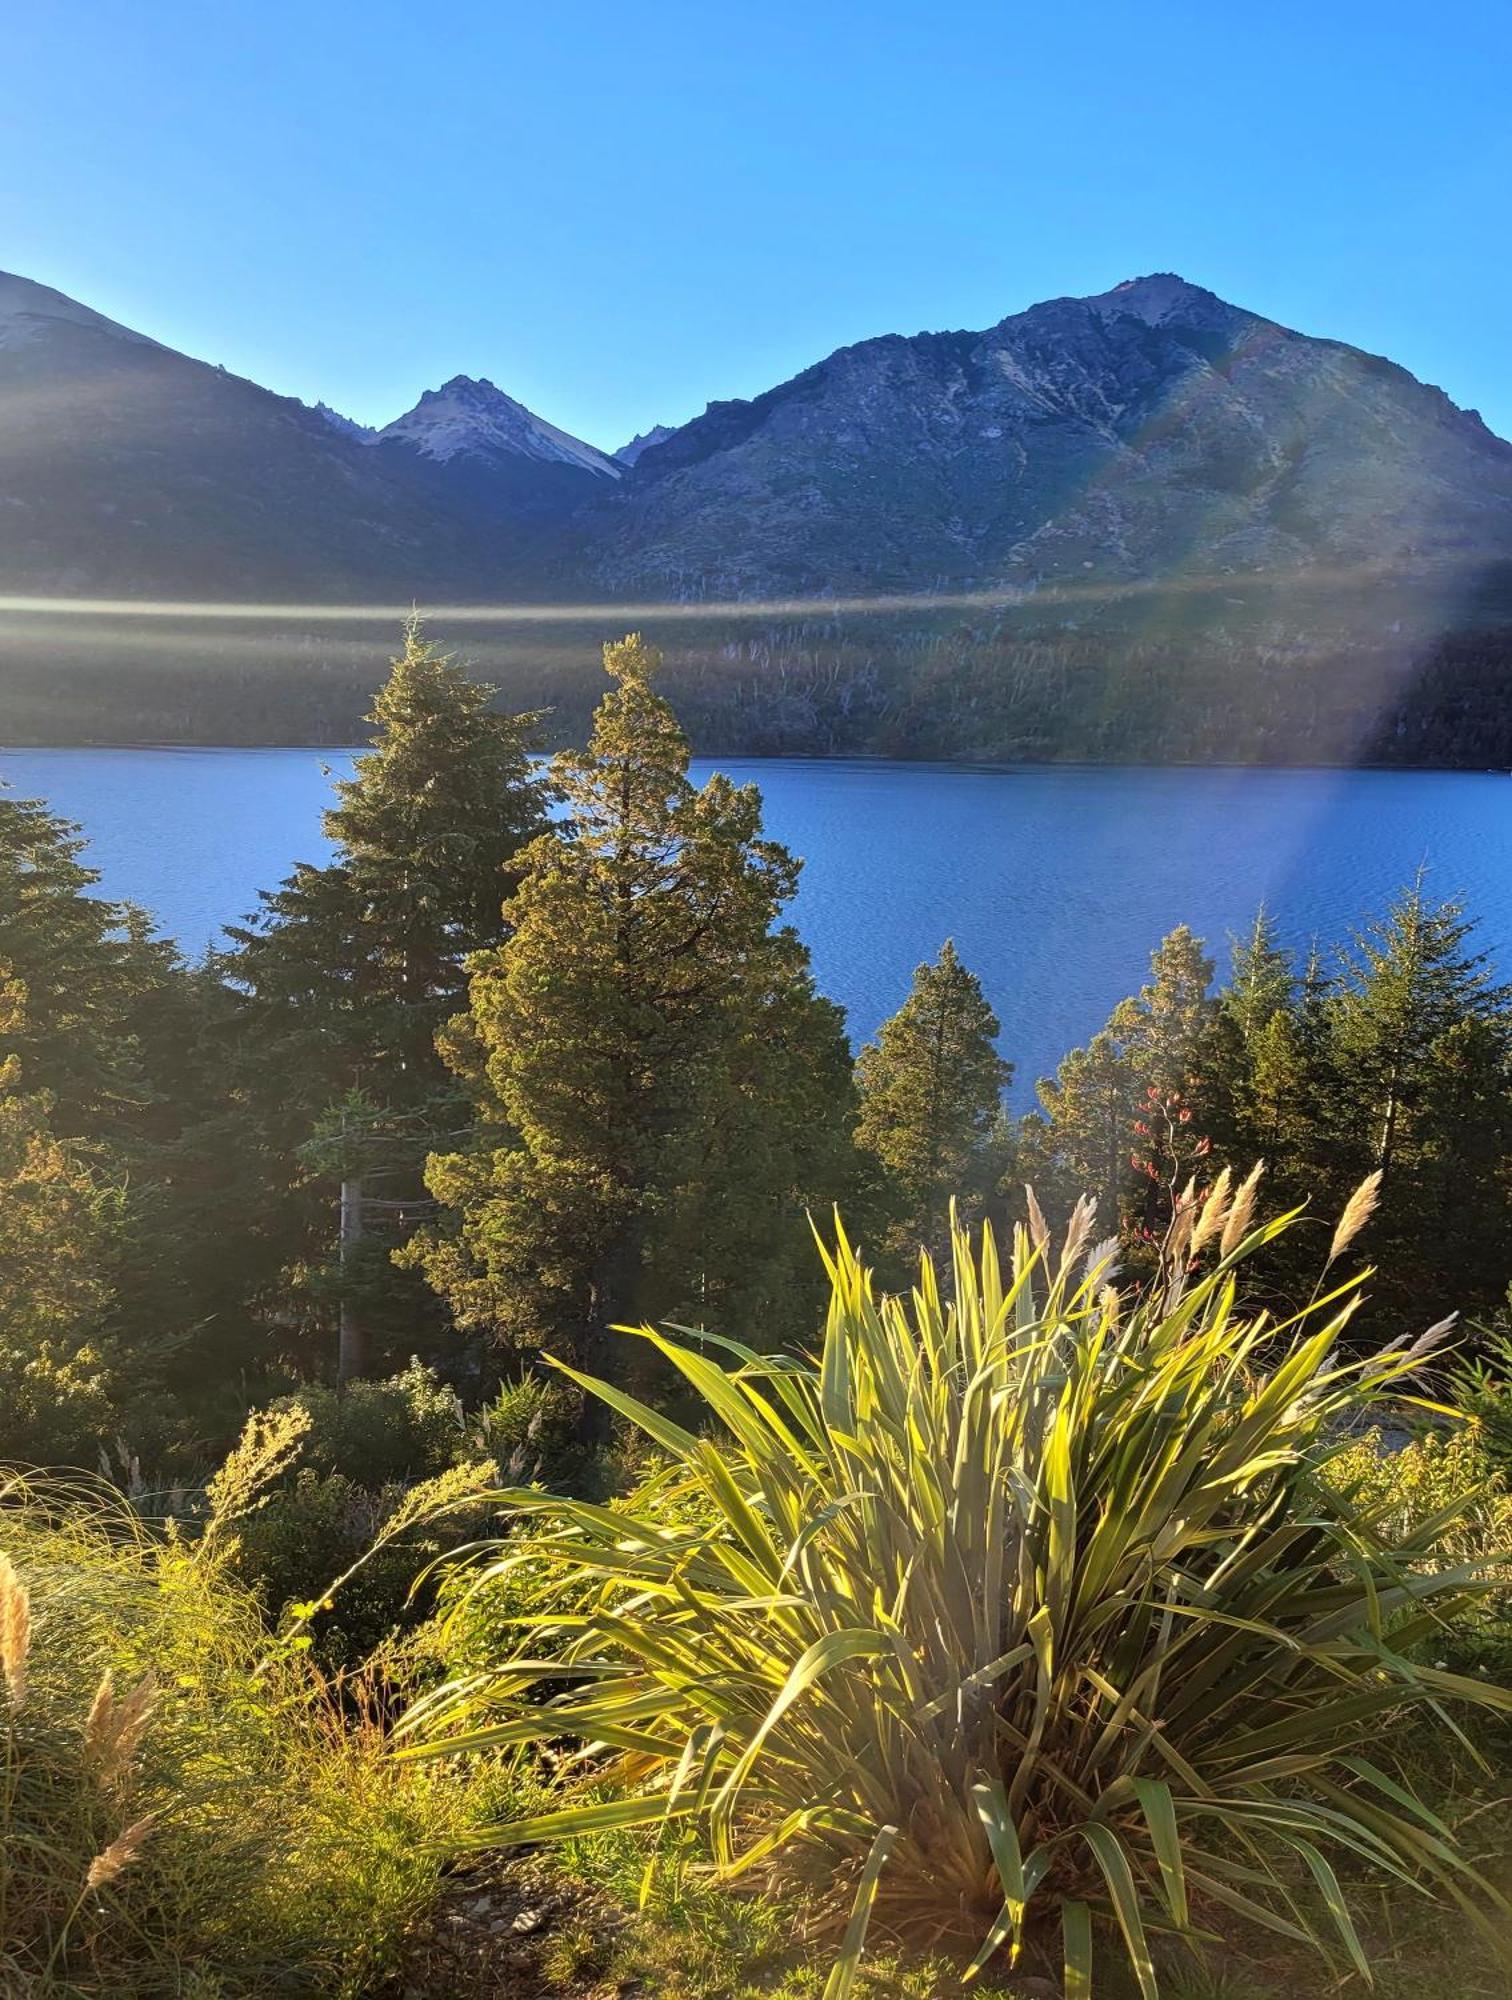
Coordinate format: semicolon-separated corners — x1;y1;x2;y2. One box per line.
585;274;1512;602
3;268;1512;763
0;273;587;598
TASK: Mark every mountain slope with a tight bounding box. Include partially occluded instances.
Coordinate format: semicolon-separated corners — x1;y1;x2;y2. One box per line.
589;275;1512;607
3;268;1512;764
0;274;562;600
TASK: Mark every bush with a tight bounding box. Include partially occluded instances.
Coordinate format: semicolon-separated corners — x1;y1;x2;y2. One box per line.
404;1183;1512;1999
0;1469;486;1997
1324;1421;1512;1680
272;1360;467;1488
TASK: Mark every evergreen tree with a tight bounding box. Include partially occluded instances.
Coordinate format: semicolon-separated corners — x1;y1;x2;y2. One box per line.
222;620;551;1376
1024;926;1219;1236
405;634;856;1395
855;941;1010;1267
0;791;179;1140
1321;884;1512;1315
0;971;123;1463
225;616;549;1107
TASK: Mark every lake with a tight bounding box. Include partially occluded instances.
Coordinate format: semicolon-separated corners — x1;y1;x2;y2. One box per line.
5;748;1512;1101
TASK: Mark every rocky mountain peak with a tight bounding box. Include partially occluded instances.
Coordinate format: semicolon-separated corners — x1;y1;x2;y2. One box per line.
379;375;619;478
615;423;677;467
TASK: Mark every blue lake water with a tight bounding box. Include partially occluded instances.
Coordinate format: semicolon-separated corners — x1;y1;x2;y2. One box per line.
4;748;1512;1102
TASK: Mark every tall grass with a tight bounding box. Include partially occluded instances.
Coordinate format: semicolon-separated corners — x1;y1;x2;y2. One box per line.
0;1467;486;1997
403;1185;1512;1997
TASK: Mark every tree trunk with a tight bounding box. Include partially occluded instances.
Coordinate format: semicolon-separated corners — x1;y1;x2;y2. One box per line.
338;1176;366;1387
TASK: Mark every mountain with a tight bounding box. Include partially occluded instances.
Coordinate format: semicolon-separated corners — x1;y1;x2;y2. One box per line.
380;375;618;479
374;373;618;526
588;274;1512;602
3;268;1512;764
614;424;676;467
0;272;568;600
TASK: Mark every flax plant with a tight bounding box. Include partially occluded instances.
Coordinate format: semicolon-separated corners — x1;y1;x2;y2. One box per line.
404;1180;1512;1995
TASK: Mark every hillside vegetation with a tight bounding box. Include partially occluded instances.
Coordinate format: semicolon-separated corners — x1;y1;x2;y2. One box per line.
3;624;1512;1994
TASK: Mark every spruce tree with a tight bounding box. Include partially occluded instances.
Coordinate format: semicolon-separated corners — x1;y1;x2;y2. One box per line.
855;940;1010;1267
405;634;856;1393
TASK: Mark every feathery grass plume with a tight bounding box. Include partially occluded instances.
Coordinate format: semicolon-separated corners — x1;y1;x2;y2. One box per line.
1187;1166;1232;1260
202;1404;312;1545
1023;1184;1051;1259
84;1670;157;1789
1329;1168;1382;1264
1220;1160;1265;1257
404;1193;1512;1999
0;1549;32;1709
84;1816;153;1892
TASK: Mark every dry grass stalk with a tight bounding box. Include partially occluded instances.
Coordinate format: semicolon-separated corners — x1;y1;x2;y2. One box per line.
0;1550;31;1710
1023;1184;1051;1259
1220;1161;1265;1257
84;1816;153;1892
1330;1170;1382;1263
1189;1166;1233;1259
84;1670;157;1788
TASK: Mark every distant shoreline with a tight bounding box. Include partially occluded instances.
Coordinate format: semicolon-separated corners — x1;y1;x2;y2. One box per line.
3;742;1509;779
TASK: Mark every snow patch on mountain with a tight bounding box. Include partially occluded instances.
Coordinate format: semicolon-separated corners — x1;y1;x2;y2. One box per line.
311;401;378;443
380;376;619;478
0;270;158;352
615;424;677;466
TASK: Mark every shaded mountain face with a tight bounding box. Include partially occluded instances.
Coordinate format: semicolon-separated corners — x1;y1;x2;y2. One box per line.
0;274;575;600
380;375;618;478
590;275;1512;610
374;374;618;527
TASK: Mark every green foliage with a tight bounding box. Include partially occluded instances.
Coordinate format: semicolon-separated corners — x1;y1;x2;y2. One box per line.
407;633;857;1379
405;1191;1512;1998
1027;888;1512;1328
855;939;1011;1269
1024;925;1220;1240
220;618;553;1378
271;1360;466;1488
0;792;179;1142
0;1473;485;1997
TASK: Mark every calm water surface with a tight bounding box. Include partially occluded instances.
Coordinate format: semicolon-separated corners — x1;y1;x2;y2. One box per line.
5;748;1512;1101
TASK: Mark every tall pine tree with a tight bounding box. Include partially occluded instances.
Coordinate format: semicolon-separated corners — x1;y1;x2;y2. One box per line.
855;940;1010;1268
404;634;856;1397
222;619;551;1377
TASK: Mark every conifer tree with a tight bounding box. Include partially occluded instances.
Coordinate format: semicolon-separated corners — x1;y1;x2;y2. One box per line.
855;940;1010;1266
1320;884;1512;1314
0;792;178;1140
225;616;549;1108
1023;926;1219;1235
222;620;551;1375
405;635;856;1391
0;970;123;1463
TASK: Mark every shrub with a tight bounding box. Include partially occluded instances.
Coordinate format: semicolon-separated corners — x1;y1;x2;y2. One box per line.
403;1182;1512;1999
0;1468;484;1996
272;1359;467;1488
1324;1421;1512;1680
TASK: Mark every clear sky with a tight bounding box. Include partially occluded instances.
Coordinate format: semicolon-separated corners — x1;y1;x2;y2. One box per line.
5;0;1510;450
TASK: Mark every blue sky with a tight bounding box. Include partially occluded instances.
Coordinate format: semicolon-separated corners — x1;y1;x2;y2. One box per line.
5;1;1510;449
